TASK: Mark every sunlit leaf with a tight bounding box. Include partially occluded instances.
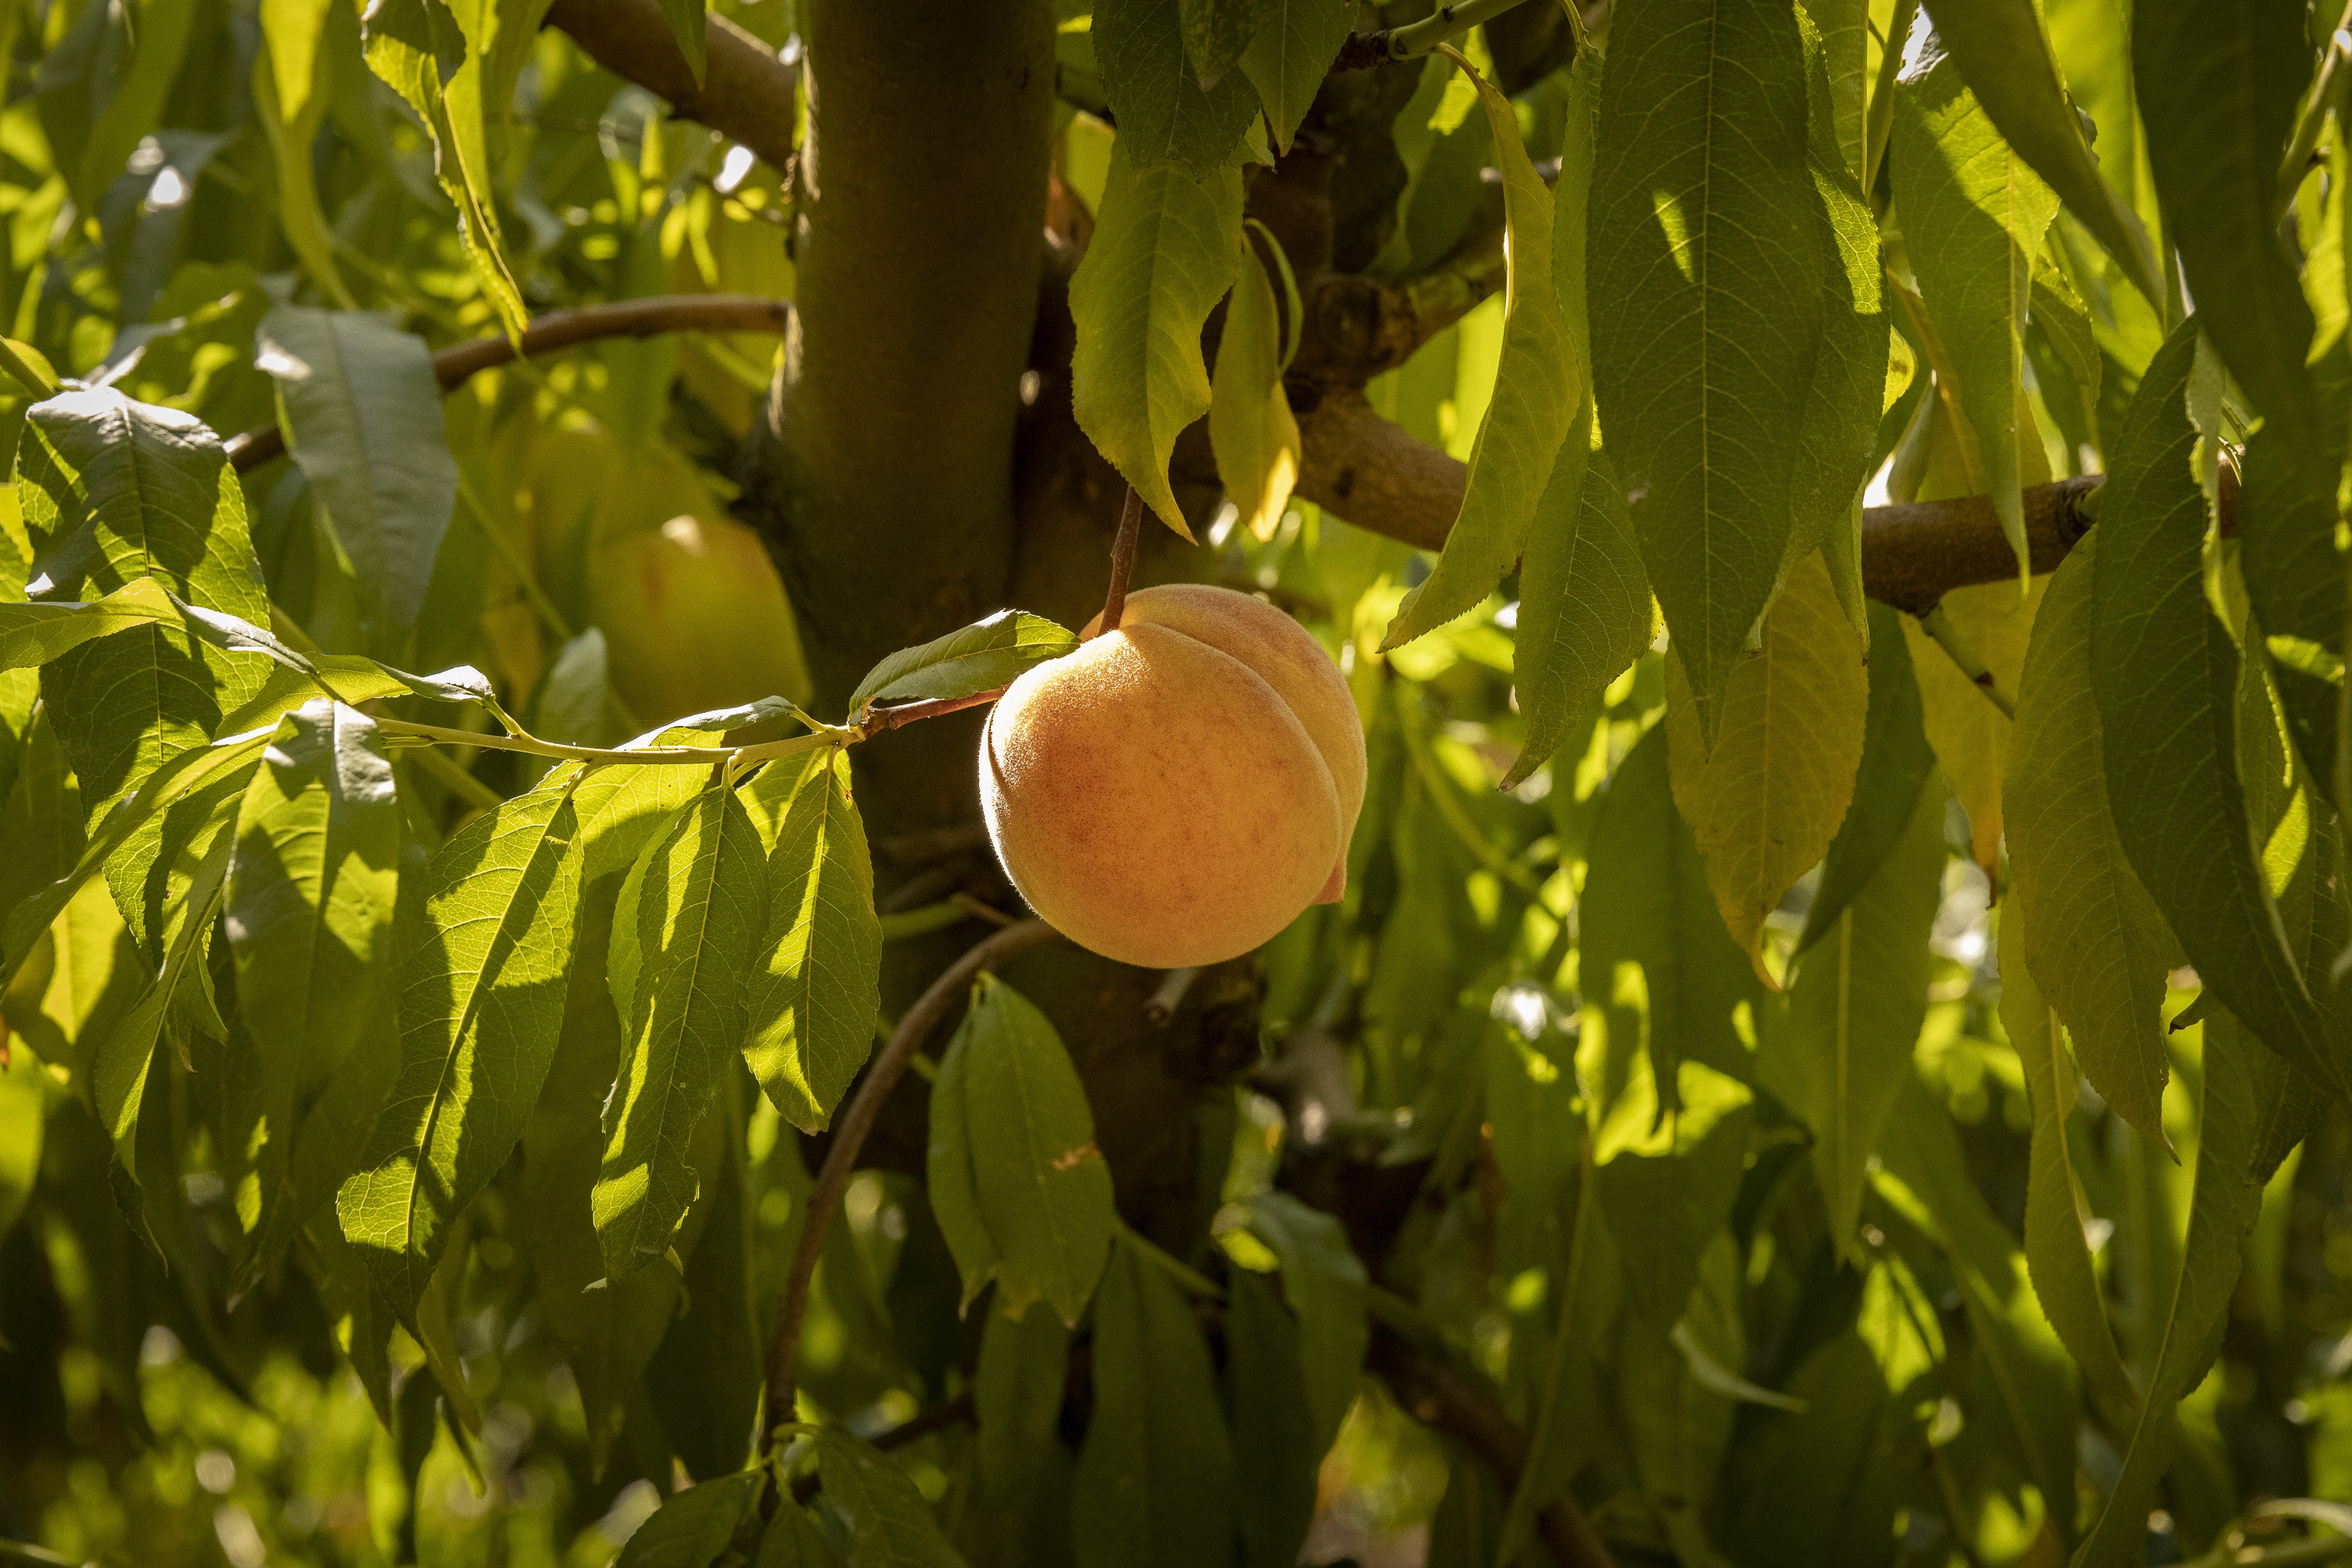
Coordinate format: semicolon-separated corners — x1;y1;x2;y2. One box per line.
847;611;1078;719
1208;231;1302;542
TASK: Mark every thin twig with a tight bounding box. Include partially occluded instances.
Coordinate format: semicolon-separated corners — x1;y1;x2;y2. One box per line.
1112;1215;1227;1300
1145;966;1201;1024
857;688;1008;736
1915;604;2018;720
761;919;1063;1450
1093;488;1144;639
1333;0;1550;68
375;716;836;768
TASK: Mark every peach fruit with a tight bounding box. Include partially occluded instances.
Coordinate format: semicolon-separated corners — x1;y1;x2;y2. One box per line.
980;584;1366;968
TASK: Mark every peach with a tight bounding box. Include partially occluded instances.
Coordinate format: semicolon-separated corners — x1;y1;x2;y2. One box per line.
980;585;1365;968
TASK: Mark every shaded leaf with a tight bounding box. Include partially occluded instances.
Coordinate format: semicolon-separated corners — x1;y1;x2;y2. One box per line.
1225;1267;1319;1568
1664;551;1868;968
2093;323;2337;1093
1069;145;1244;538
815;1432;968;1568
1383;54;1580;648
1072;1239;1234;1568
1238;0;1355;151
1095;0;1263;176
1241;1190;1367;1454
257;306;459;657
1901;574;2040;879
2007;531;2173;1140
1799;602;1935;946
617;1470;760;1568
1208;231;1302;542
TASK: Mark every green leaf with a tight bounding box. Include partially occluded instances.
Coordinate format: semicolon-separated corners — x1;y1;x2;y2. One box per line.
1;724;275;993
1223;1267;1319;1568
1178;0;1256;88
1874;1077;2081;1541
1801;0;1868;181
1580;724;1763;1120
926;1017;999;1308
1918;0;2164;306
594;770;768;1277
2134;0;2320;460
35;0;198;212
1998;905;2140;1431
1383;55;1581;650
1505;432;1652;790
2239;410;2347;792
2093;323;2338;1094
0;1043;47;1242
226;699;401;1279
1798;602;1935;946
742;749;881;1131
1900;572;2040;879
336;768;586;1321
16;389;271;822
0;578;179;670
848;611;1079;719
942;974;1114;1326
257;306;459;657
1094;0;1263;176
2073;1010;2270;1564
974;1302;1071;1506
2006;531;2174;1141
360;0;528;340
659;0;708;87
1208;231;1302;542
1590;1057;1757;1322
260;0;336;123
616;1470;761;1567
1663;551;1868;968
254;2;359;310
90;820;232;1209
814;1432;968;1568
1588;0;1852;730
1760;771;1944;1259
755;1506;842;1568
1072;1238;1234;1568
1891;49;2060;574
1237;0;1353;152
1241;1190;1366;1456
1069;145;1244;539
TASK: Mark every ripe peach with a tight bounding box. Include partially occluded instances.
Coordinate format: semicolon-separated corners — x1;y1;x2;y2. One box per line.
980;585;1365;968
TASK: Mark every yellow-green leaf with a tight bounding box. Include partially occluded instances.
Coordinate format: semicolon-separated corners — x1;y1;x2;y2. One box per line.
1208;233;1302;542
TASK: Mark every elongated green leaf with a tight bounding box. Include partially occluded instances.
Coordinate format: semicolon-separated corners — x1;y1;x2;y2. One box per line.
1590;1057;1757;1322
0;1042;46;1242
1918;0;2163;304
1241;1190;1366;1455
1224;1267;1319;1568
16;389;271;821
742;749;881;1131
1094;0;1262;176
1072;1239;1234;1568
1069;145;1244;539
1237;0;1352;151
1581;724;1763;1118
2135;0;2320;462
1178;0;1255;87
90;821;231;1196
226;699;401;1279
2007;531;2173;1141
1498;1170;1618;1563
595;772;767;1277
2074;1010;2268;1565
659;0;707;87
1;724;274;990
1664;551;1868;968
756;1507;842;1568
2240;411;2346;792
1383;57;1580;648
947;974;1115;1326
1208;232;1302;542
257;306;459;657
1800;603;1935;946
974;1303;1070;1508
0;578;178;671
1589;0;1848;729
1901;572;2041;879
1506;431;1652;789
925;1007;999;1309
2093;323;2336;1093
815;1433;967;1568
617;1470;760;1568
260;0;336;123
254;7;358;310
2000;906;2140;1431
337;769;586;1320
1891;48;2059;574
1761;772;1944;1259
35;0;198;211
848;611;1079;719
361;0;528;339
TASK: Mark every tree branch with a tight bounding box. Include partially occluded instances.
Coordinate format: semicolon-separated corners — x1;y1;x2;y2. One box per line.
1369;1325;1618;1568
761;919;1063;1450
542;0;799;173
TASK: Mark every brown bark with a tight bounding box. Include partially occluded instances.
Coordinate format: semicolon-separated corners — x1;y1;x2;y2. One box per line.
541;0;799;174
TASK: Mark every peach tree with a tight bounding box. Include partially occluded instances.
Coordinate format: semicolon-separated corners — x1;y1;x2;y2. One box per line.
0;0;2346;1564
